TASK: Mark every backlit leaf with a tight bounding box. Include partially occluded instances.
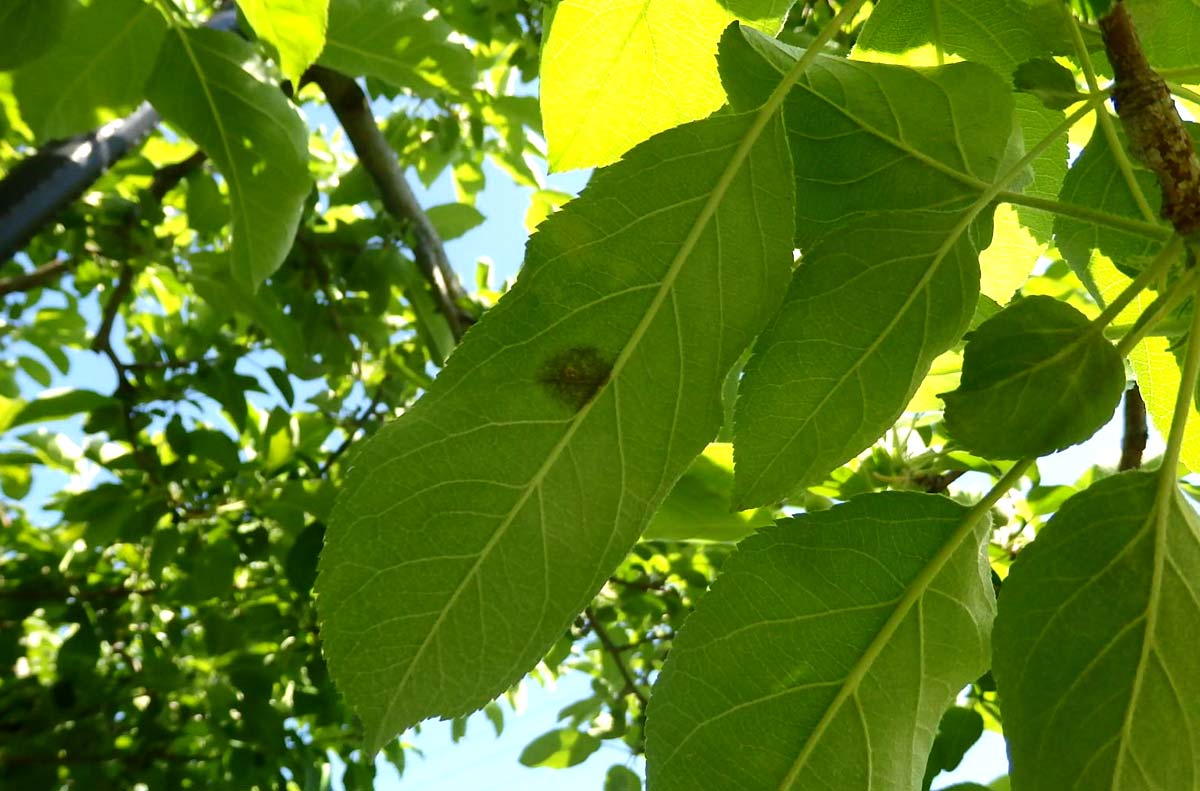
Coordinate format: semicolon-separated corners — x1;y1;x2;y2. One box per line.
237;0;329;86
317;108;794;751
146;28;312;289
540;0;790;171
994;473;1200;789
646;492;995;790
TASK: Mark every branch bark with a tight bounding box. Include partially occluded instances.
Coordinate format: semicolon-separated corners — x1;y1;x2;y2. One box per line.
1119;384;1149;470
1100;2;1200;235
0;259;72;297
310;66;470;340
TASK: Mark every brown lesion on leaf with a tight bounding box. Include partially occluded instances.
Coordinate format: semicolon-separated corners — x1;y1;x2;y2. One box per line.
1100;2;1200;235
536;346;612;411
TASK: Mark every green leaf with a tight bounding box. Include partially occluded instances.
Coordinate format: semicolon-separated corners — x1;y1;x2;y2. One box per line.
518;728;602;769
146;28;311;290
1054;125;1165;286
605;764;642;791
13;0;168;142
11;389;117;428
941;296;1125;459
237;0;329;86
321;0;474;97
317;108;795;752
993;473;1200;789
645;492;995;790
733;211;982;508
1014;58;1087;110
540;0;790;171
853;1;1071;245
719;27;1013;248
425;202;485;241
923;707;985;790
0;0;68;71
643;443;775;542
1126;0;1200;70
855;0;1076;75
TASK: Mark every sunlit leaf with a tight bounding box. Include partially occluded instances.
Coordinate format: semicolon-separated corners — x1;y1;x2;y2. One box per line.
237;0;329;86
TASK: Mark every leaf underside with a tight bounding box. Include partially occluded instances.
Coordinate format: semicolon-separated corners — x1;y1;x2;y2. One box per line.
647;492;995;791
317;108;795;752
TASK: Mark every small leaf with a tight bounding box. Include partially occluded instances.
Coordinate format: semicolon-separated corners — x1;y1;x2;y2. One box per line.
646;492;995;791
425;202;485;241
643;443;775;542
941;296;1125;459
316;108;794;752
605;764;642;791
734;211;981;508
1013;58;1086;110
321;0;474;97
13;0;168;141
11;389;117;428
146;29;311;289
923;707;985;790
993;473;1200;789
518;728;602;769
540;0;790;171
237;0;329;86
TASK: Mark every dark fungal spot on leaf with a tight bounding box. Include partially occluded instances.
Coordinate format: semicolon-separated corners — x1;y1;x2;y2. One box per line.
536;346;612;411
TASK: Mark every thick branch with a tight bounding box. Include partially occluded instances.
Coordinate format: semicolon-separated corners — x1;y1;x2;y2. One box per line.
1100;2;1200;234
1119;384;1149;470
310;66;469;340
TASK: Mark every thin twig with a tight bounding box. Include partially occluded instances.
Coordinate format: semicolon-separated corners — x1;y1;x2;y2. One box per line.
319;383;389;474
310;65;470;340
1119;385;1149;470
149;150;208;200
584;606;648;707
0;258;73;296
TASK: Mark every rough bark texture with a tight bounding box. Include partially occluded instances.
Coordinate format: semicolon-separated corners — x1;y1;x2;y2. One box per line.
1101;2;1200;235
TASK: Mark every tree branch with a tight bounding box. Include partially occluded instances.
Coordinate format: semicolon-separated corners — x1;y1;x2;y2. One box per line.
0;259;72;297
1119;384;1149;470
1100;2;1200;234
310;66;470;341
584;606;648;707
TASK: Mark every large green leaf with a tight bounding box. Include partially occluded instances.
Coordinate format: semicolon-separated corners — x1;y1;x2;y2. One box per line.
237;0;329;86
0;0;68;70
993;473;1200;789
317;108;795;751
646;492;995;790
13;0;168;142
539;0;791;172
854;0;1070;245
718;27;1013;247
320;0;474;97
146;28;311;289
941;295;1125;459
1126;0;1200;70
734;211;982;507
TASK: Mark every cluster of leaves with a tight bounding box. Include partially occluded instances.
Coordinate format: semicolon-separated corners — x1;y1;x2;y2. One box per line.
4;1;1200;790
314;0;1200;788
